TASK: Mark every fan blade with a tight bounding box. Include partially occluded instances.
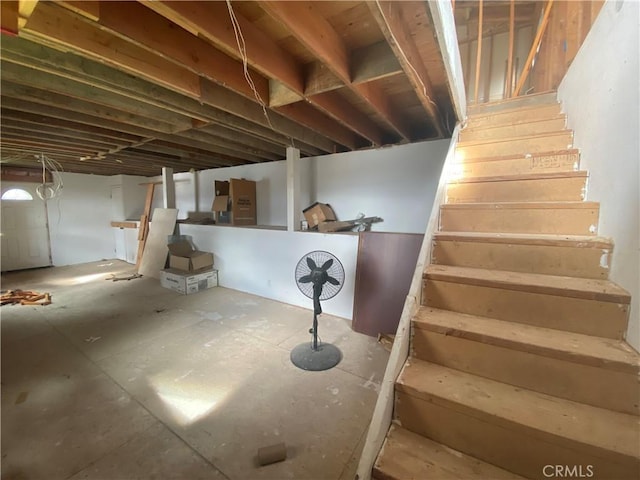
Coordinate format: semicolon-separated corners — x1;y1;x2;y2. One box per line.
326;275;340;285
306;257;317;270
298;275;312;283
320;258;334;270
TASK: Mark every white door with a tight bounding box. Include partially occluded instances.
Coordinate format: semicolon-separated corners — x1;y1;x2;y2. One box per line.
1;182;52;272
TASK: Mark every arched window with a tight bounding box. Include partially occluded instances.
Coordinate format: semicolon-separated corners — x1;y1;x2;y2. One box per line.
1;188;34;201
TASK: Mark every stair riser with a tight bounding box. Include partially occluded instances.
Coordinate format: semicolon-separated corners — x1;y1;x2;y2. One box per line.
446;176;586;203
467;104;562;129
431;240;611;279
457;132;573;159
422;280;629;339
460;117;567;142
468;93;558;115
440;205;599;235
453;150;579;178
395;391;639;480
412;329;639;415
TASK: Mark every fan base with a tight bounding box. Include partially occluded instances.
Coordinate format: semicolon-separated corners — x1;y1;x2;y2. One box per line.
290;342;342;371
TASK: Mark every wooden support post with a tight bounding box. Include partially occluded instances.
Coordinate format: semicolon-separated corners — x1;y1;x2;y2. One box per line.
191;169;199;212
514;0;554;97
135;183;155;270
162;167;175;209
506;0;515;98
484;34;493;103
474;0;483;104
286;146;301;232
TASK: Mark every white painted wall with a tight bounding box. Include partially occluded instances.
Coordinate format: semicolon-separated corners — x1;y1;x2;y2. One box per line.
558;0;639;351
312;140;449;234
108;174;149;220
177;224;359;319
149;140;448;234
48;172;114;266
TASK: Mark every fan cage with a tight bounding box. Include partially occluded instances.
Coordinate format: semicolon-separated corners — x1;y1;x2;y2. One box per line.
294;250;345;300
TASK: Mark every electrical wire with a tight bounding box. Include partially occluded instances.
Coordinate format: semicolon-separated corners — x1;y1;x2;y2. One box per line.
225;1;274;129
225;0;297;149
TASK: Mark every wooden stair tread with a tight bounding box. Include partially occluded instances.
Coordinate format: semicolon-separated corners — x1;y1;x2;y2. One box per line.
448;170;588;184
441;201;598;210
454;148;579;164
397;359;640;461
456;130;571;148
462;113;566;132
424;265;630;303
467;92;558;114
374;424;525;480
432;231;612;249
412;307;640;374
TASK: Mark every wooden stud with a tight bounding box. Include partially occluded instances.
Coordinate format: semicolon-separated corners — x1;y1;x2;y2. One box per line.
514;0;554;96
506;0;515;97
474;0;483;103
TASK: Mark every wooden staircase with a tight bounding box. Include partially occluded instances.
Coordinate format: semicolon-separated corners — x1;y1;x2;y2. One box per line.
373;92;640;480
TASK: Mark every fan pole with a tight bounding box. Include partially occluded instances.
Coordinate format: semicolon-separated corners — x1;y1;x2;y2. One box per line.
312;312;318;350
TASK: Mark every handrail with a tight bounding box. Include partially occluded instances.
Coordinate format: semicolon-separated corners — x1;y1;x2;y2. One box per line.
355;122;462;480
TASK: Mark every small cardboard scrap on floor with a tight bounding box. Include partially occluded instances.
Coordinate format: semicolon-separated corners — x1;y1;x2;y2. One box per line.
1;290;52;306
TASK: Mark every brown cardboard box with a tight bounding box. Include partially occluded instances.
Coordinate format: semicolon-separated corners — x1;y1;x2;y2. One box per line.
167;240;214;272
211;178;257;226
303;202;337;229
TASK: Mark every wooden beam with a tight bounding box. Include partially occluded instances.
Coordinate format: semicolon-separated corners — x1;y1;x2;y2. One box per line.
514;0;554;96
309;91;384;147
57;1;99;21
1;81;179;134
1;1;19;35
367;1;445;137
261;1;407;142
0;37;323;156
22;2;201;97
142;0;304;95
0;97;160;140
18;0;39;29
506;0;515;98
98;1;266;102
0;61;194;130
274;102;358;151
145;0;370;149
1;115;136;145
199;78;337;153
269;80;304;108
474;0;484;103
351;41;403;84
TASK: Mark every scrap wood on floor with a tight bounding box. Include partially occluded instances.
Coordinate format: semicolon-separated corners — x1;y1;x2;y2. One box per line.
105;272;142;282
1;290;52;306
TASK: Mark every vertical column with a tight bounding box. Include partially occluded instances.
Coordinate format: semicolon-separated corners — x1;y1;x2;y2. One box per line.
162;167;175;209
286;147;301;232
191;169;199;212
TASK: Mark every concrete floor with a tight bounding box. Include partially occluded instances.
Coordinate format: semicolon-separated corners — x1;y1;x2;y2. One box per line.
1;260;389;480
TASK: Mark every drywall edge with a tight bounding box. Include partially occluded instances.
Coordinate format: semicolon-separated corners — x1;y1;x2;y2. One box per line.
356;127;459;479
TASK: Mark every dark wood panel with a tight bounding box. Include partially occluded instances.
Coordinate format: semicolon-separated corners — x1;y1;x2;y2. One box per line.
352;232;423;337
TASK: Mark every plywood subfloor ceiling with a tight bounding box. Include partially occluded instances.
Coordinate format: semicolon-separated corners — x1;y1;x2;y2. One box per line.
0;1;457;176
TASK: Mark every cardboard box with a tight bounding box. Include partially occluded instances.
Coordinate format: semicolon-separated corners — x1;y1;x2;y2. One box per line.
211;178;257;226
160;268;218;295
167;240;214;272
303;202;337;229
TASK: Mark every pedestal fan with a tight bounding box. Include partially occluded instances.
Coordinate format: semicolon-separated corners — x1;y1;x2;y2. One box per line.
291;251;345;371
